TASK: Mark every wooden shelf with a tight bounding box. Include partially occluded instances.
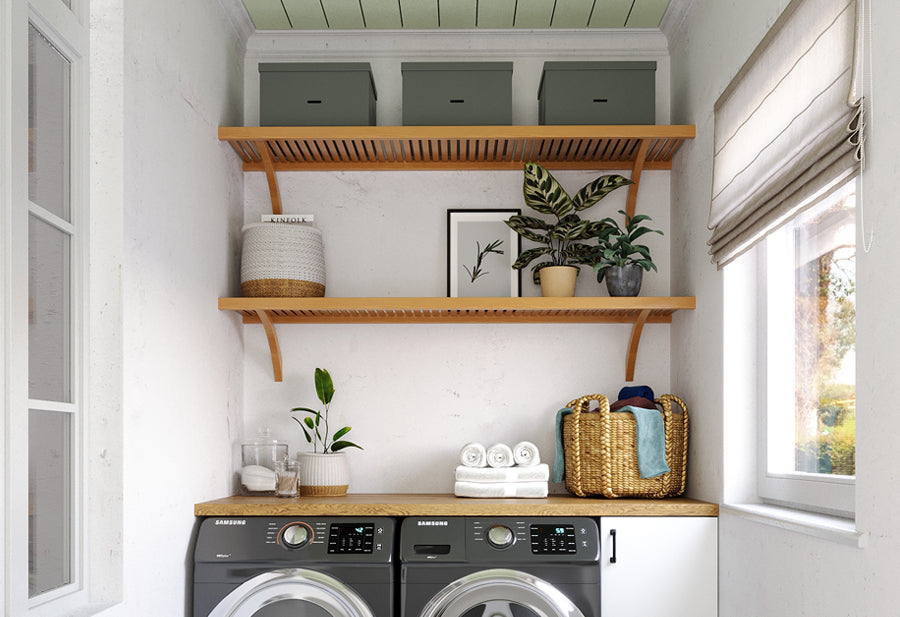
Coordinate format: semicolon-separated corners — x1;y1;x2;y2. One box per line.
219;124;695;214
195;493;719;518
219;296;695;382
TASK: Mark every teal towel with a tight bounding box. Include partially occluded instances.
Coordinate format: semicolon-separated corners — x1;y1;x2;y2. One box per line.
553;405;669;483
552;408;572;483
617;405;670;479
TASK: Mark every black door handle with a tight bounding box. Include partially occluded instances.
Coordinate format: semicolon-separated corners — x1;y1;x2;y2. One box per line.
609;529;617;563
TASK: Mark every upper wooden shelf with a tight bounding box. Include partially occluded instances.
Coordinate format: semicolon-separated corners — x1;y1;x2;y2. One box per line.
219;296;695;382
218;124;696;214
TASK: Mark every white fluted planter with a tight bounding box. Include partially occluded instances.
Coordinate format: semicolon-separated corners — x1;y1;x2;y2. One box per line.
296;452;349;496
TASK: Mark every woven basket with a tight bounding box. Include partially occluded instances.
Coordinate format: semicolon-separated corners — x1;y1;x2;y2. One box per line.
562;393;688;498
241;223;326;297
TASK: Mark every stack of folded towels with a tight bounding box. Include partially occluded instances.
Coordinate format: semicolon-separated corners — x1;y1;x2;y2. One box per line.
454;441;549;498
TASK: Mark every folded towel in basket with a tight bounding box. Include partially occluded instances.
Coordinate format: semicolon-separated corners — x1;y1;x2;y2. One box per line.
454;481;548;498
455;464;550;483
618;405;670;479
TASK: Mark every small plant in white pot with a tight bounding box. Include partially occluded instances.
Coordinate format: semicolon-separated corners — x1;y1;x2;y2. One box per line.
505;162;632;296
290;368;362;496
588;209;663;297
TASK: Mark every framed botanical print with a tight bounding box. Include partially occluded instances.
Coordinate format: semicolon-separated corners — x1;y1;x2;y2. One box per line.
447;209;521;297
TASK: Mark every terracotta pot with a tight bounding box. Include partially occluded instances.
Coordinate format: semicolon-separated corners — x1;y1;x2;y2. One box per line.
539;265;578;297
296;452;349;496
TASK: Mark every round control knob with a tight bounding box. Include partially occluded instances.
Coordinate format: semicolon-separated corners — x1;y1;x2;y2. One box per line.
282;523;311;549
486;525;514;549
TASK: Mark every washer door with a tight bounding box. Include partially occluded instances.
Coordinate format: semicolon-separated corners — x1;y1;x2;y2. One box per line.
208;568;375;617
419;568;586;617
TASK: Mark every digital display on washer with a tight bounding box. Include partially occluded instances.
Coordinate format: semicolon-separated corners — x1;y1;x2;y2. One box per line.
530;524;577;554
328;523;375;554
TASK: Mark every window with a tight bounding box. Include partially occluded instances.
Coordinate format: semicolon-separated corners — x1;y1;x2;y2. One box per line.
3;0;95;613
759;180;856;516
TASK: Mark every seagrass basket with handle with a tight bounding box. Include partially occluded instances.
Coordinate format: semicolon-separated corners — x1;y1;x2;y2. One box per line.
562;393;688;498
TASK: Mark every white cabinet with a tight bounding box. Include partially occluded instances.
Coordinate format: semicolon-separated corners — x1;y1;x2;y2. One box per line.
599;516;717;617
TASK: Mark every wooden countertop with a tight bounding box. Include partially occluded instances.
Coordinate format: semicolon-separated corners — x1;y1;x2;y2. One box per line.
194;494;719;517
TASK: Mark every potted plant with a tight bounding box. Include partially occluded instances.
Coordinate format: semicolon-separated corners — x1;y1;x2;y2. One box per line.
588;209;663;297
505;162;632;296
290;368;362;496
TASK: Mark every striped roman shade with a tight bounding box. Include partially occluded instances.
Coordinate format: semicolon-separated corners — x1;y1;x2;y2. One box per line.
708;0;864;268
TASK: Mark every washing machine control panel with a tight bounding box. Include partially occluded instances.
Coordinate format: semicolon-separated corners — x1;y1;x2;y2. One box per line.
281;523;312;549
328;523;375;554
529;524;576;554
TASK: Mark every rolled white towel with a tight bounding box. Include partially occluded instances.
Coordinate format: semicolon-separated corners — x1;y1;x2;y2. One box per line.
454;481;549;499
455;463;550;483
512;441;541;467
459;442;487;467
486;443;514;468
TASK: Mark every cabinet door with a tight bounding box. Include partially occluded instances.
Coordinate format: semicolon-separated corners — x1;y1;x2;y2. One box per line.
599;516;717;617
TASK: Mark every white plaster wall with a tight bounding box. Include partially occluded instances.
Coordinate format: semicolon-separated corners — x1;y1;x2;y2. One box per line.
669;0;900;614
242;170;671;493
96;0;246;614
240;30;675;493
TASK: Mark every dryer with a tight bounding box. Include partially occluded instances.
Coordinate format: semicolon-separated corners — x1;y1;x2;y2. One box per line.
400;516;600;617
193;516;395;617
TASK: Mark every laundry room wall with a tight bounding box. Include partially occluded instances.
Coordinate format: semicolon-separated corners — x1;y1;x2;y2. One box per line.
237;30;677;494
98;0;247;614
668;0;900;614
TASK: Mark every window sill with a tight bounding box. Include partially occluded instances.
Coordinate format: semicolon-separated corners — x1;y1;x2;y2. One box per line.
721;503;866;548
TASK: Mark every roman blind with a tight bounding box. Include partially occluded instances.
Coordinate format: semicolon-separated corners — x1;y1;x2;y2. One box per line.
708;0;864;268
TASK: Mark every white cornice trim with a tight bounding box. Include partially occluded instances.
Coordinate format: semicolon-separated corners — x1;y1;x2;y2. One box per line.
245;27;669;59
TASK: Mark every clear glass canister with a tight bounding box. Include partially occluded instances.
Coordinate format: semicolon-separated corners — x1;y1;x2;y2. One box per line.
240;428;288;495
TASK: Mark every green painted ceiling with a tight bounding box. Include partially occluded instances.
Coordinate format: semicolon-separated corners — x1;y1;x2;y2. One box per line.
241;0;671;30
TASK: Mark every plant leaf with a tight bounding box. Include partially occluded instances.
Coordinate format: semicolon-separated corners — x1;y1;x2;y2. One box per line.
291;406;319;415
330;440;364;452
506;214;550;230
512;246;553;270
303;416;316;430
522;162;574;217
505;217;551;244
571;174;633;211
315;367;334;405
332;426;352;441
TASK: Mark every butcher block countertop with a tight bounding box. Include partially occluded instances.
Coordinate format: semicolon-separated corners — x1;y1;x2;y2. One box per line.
194;494;719;517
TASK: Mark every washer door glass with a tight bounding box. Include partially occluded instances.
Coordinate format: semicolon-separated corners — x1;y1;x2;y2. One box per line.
209;568;375;617
420;569;585;617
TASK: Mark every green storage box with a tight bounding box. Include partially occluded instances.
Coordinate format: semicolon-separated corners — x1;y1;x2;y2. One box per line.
538;61;656;125
259;62;377;126
401;62;513;126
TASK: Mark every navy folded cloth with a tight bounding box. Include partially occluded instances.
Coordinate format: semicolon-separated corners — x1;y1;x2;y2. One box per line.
618;385;655;401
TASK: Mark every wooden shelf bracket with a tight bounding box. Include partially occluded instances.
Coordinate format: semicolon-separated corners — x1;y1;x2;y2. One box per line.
625;308;652;382
256;141;282;215
255;309;283;382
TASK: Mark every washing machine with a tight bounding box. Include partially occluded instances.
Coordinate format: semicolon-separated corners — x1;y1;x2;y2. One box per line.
400;516;600;617
193;516;395;617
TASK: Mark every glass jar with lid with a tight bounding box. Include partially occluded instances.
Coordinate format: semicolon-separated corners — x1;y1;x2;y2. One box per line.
240;428;288;495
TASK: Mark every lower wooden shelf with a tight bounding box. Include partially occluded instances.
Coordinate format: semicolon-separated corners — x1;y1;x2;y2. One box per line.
194;493;719;517
218;296;695;382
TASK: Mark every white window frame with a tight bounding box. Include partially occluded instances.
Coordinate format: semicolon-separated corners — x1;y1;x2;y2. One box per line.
756;178;857;519
4;0;95;614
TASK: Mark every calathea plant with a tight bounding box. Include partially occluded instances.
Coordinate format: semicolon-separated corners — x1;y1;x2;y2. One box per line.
589;209;663;283
506;162;633;284
290;368;362;454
